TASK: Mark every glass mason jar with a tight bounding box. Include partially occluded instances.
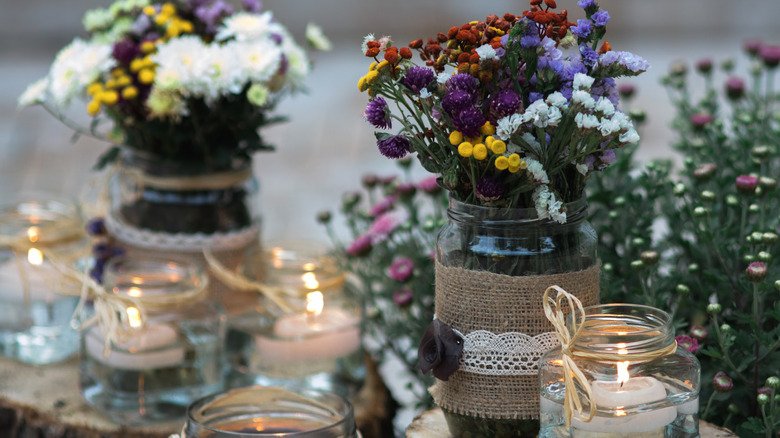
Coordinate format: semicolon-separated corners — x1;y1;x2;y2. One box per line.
80;256;226;426
227;242;365;397
434;197;599;437
0;192;86;364
106;148;260;251
181;386;359;437
539;304;700;438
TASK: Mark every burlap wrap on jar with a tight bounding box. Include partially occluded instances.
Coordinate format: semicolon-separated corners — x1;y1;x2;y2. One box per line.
430;262;600;420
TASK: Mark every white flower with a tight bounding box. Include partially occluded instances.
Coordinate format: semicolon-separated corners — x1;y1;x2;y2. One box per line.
521;133;541;151
572;73;595;91
361;33;375;55
378;35;392;51
475;44;497;60
571;90;595;110
281;38;311;90
496;113;523;140
594;97;615;116
437;72;451;84
610;111;632;130
82;7;114;33
247;83;270;106
152;36;209;96
599;117;621;137
619;127;640;144
575;113;599;129
419;89;433;99
47;38;115;107
232;40;283;84
524;158;550;184
18;78;49;107
523;100;561;128
305;22;332;51
194;44;243;99
216;11;280;42
146;88;186;118
576;163;589;176
545;92;567;108
532;185;566;224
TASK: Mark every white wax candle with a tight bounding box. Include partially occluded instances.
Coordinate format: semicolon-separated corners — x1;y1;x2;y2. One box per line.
255;307;360;364
571;376;677;434
0;258;60;302
85;323;185;370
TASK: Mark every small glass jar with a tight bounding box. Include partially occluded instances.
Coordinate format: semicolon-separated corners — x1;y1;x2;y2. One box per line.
181;386;359;437
539;304;700;438
0;192;86;364
227;242;364;397
80;257;226;426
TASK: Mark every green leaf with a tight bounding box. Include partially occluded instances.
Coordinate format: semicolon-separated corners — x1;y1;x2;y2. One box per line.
93;146;121;170
375;132;394;141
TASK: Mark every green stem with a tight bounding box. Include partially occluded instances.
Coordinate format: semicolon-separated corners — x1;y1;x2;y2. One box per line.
702;390;717;420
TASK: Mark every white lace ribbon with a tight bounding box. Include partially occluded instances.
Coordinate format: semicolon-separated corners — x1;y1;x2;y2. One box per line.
452;327;560;376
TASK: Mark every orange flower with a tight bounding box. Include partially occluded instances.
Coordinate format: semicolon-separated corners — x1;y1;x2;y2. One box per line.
399;47;412;59
409;39;423;49
599;41;612;55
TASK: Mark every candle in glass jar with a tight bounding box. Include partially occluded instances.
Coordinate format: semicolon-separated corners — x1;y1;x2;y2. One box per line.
0;248;60;302
255;291;360;364
572;361;677;436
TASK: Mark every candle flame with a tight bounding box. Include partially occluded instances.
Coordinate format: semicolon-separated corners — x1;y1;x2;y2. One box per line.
302;263;316;271
302;272;319;289
27;248;44;266
127;307;142;328
306;291;324;316
615;408;627;417
127;287;142;297
27;227;40;243
131;276;145;285
617;361;630;386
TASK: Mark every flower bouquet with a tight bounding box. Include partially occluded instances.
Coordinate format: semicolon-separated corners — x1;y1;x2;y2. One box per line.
359;0;647;435
20;0;328;248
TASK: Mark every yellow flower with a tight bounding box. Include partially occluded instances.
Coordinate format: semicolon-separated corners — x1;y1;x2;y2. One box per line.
111;68;123;77
491;140;507;154
485;136;495;147
508;154;521;168
365;70;379;85
130;58;144;73
519;160;528;170
138;68;155;84
468;136;482;145
86;99;101;116
369;61;378;71
105;79;117;89
495;156;509;170
449;131;463;146
473;144;488;160
358;76;368;92
116;76;132;87
458;142;474;157
376;60;390;72
179;20;193;33
161;3;176;15
509;165;520;173
166;22;181;38
140;41;156;54
154;13;170;26
142;5;155;15
142;56;155;68
100;90;119;105
87;83;103;96
480;121;496;136
121;86;138;100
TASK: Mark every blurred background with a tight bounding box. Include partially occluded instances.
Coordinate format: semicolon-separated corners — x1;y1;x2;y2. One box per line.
2;0;780;242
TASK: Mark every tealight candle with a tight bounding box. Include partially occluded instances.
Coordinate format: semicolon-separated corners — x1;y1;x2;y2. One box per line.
0;248;62;302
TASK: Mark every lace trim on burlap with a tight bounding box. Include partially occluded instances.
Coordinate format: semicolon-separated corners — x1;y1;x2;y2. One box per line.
455;328;560;376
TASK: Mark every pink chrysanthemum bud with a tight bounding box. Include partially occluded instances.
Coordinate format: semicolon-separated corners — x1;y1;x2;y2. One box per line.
746;261;767;282
713;372;734;392
736;175;759;194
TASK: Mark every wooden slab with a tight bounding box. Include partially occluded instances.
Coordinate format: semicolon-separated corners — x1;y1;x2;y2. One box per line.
405;408;737;438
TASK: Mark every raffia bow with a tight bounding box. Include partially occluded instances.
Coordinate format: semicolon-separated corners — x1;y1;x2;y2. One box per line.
543;285;678;426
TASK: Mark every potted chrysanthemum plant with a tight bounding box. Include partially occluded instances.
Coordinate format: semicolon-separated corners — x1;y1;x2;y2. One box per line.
357;0;648;435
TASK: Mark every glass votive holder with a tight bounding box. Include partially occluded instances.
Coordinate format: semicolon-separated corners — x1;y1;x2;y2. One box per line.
181;386;359;437
80;256;227;426
0;192;86;364
539;304;700;438
226;242;365;396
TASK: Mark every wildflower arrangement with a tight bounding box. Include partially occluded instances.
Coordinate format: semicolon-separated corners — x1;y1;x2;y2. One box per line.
19;0;329;170
591;42;780;437
359;0;647;221
318;167;448;411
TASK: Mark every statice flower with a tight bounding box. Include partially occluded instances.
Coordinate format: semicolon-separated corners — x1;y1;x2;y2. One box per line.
571;90;596;109
364;97;391;129
403;66;435;94
532;185;566;224
496;113;523;140
475;44;497;60
575;112;599;129
452;107;486;137
599;50;650;74
573;73;595;91
524;158;550;184
580;45;599;68
521;35;541;49
591;10;610;27
572;19;591;38
577;0;596;9
376;134;411;159
545;92;567;108
522;100;562;128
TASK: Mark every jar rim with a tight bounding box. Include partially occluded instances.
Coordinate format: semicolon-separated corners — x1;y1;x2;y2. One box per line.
0;191;83;244
103;256;207;303
572;304;675;355
447;195;588;224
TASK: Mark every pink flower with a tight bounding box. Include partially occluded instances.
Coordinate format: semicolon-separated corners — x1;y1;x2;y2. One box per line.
736;175;759;194
388;257;414;281
713;372;733;392
675;335;698;354
346;234;372;256
746;262;768;282
417;176;441;194
393;289;413;306
689;325;708;341
369;195;396;217
367;210;408;245
690;113;714;128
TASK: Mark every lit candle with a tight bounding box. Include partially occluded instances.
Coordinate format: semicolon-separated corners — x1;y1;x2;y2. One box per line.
255;291;360;364
572;361;677;437
84;306;185;370
0;247;62;302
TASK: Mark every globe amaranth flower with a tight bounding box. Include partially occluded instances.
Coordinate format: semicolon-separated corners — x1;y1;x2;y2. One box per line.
475;176;504;202
759;45;780;68
713;372;734;392
746;262;768;282
393;289;413;307
364;97;391;129
112;39;140;65
675;335;699;354
376;134;411;159
388;257;414;282
690;325;708;342
403;66;435;94
418;319;464;381
446;73;478;96
346;234;372;256
452;107;486;137
571;18;591;38
490;89;523;121
591;10;610;27
736;174;759;194
725;76;745;99
441;89;474;115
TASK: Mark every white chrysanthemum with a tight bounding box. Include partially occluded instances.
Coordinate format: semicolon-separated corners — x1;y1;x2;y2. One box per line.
524;158;550;184
575;113;599;129
437;72;451;84
305;22;332;51
152;36;209;96
281;39;311;90
594;97;615;116
146;88;186;119
361;33;375;55
571;90;595;109
576;163;589;176
496;113;523;140
18;78;49;107
545;92;567;108
48;38;115;107
620;127;640;144
232;40;283;84
194;44;243;99
599;117;621;137
475;44;497;60
216;11;280;42
572;73;595;91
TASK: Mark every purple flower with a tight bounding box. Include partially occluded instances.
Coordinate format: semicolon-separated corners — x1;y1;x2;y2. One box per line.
693;163;716;181
377;135;411;159
599;50;650;73
475;176;504;202
690;113;714;128
572;19;591;38
367;210;407;244
85;218;107;236
725;76;745;99
403;66;435;94
759;45;780;68
520;35;541;49
580;44;599;68
490;89;523;120
417;176;441;194
713;372;734;392
736;174;759;194
446;73;477;97
451;108;486;138
418;319;464;381
562;60;587;81
364;97;391;129
112;39;140;65
388;257;414;281
744;38;763;55
396;182;417;198
746;262;768;282
242;0;262;12
600;149;616;165
577;0;596;10
696;58;713;74
393;289;413;307
617;83;636;99
346;234;372;256
591;10;610;27
675;335;699;354
270;33;283;45
195;0;234;33
690;325;708;342
441;90;475;115
528;92;543;103
369;195;396;217
130;14;151;36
